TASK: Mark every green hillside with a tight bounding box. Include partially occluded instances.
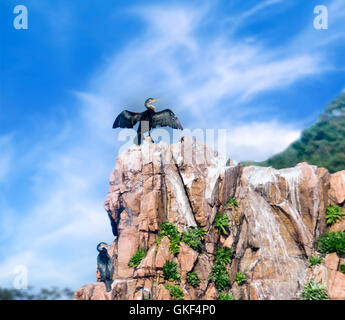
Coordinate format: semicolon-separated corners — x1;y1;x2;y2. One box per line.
243;93;345;173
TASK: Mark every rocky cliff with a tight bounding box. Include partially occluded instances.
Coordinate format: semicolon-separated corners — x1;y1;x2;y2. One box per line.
74;137;345;300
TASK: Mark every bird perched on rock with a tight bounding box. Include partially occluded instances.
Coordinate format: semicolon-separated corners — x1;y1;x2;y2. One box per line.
113;98;183;145
96;242;114;292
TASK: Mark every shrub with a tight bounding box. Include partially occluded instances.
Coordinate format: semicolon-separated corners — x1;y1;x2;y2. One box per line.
194;227;206;239
225;197;239;208
210;247;232;291
308;256;323;267
326;205;345;225
163;261;180;282
165;284;184;300
186;272;200;287
128;248;146;267
215;247;232;265
317;231;345;254
181;227;205;252
215;212;230;235
219;292;236;300
301;281;329;300
210;264;230;291
235;272;246;285
157;222;181;254
169;240;181;255
340;264;345;274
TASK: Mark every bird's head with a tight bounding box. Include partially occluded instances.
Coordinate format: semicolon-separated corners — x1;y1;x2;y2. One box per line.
97;242;109;252
145;98;157;111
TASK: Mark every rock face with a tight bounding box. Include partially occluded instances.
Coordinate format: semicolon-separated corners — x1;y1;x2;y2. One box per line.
74;137;345;300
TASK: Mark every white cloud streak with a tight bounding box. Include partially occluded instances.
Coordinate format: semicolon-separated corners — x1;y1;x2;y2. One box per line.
85;3;324;130
226;121;301;161
225;0;284;29
0;136;13;183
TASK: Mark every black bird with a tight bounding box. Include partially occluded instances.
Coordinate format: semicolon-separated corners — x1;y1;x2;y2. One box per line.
113;98;183;145
96;242;114;292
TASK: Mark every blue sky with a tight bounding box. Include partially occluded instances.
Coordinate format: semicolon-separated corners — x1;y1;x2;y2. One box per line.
0;0;344;291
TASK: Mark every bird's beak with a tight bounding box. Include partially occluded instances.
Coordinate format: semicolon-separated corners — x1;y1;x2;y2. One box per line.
152;99;158;102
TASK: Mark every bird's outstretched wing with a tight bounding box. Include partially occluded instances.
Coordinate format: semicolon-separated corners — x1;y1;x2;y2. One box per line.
151;109;183;130
113;110;143;129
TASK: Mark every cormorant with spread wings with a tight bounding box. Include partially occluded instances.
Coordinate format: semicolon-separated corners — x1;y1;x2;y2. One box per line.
113;98;183;145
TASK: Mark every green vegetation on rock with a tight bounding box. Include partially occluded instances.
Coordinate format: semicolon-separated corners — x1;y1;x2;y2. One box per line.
186;272;200;287
181;227;205;252
225;197;239;208
165;284;184;300
301;281;329;300
163;261;180;282
215;247;232;265
340;264;345;274
308;255;323;267
157;222;181;254
128;248;147;267
210;245;232;291
215;212;230;235
235;271;246;285
210;264;230;291
326;205;345;225
219;292;236;300
317;231;345;254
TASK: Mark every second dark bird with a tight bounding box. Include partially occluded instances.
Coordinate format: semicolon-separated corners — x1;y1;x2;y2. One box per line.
96;242;114;292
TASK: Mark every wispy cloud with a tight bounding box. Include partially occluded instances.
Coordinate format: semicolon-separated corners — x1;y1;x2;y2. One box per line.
226;121;301;161
225;0;284;29
86;3;324;128
0;136;13;183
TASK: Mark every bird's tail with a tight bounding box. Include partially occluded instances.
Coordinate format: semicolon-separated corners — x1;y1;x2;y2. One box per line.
105;279;114;293
134;133;142;145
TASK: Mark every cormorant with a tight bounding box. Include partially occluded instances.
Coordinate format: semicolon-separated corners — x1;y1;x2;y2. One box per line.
113;98;183;145
96;242;114;292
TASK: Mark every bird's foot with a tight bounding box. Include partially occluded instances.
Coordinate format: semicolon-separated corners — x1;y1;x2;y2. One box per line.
144;136;154;143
